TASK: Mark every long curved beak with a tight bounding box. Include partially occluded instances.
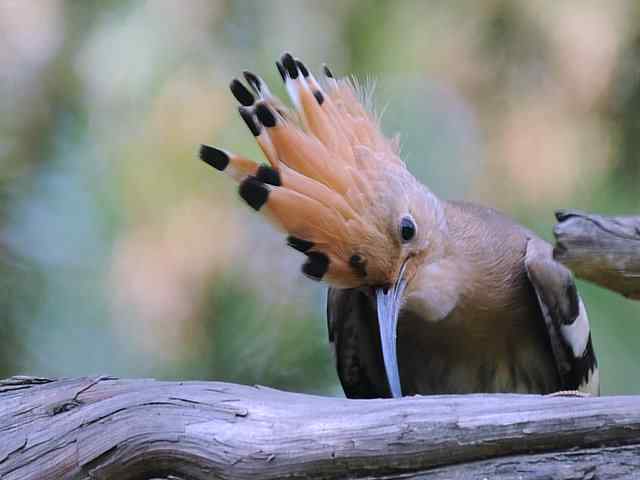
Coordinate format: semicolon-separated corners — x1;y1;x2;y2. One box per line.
375;264;408;398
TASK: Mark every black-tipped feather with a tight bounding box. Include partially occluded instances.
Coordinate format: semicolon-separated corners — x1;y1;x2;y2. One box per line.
281;53;299;79
230;79;255;106
239;107;261;136
255;103;276;127
313;90;324;105
239;176;269;211
302;251;329;280
323;64;334;79
295;59;309;77
199;145;229;171
256;165;282;186
243;71;262;94
287;236;314;253
276;61;286;82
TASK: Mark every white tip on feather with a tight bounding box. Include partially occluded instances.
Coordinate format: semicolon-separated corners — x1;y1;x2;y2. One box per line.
560;298;590;358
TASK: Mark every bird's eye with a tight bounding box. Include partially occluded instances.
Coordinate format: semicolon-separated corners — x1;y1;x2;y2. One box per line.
400;216;416;243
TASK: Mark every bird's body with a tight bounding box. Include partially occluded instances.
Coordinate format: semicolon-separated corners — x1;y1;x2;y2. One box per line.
329;201;598;397
201;53;598;398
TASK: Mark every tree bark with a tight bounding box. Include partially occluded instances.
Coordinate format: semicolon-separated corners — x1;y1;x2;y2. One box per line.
554;209;640;300
1;376;640;480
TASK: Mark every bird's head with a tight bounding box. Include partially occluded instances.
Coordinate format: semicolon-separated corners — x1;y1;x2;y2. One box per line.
201;53;446;397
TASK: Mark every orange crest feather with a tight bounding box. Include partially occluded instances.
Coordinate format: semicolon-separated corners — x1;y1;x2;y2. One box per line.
201;53;419;288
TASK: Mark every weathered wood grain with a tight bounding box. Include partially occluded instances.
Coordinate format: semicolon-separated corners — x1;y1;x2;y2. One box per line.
1;376;639;480
554;209;640;300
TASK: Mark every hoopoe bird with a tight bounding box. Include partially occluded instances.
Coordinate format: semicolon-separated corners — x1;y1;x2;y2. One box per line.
200;53;599;398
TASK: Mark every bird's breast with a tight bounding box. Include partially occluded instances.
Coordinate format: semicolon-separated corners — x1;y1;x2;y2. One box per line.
396;278;560;394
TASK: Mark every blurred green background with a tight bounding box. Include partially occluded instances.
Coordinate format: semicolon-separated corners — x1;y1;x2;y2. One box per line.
1;1;638;395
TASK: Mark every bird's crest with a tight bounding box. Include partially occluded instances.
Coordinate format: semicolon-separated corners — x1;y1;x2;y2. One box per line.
201;53;431;288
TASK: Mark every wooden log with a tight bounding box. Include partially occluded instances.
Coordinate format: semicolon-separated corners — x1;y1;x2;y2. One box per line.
554;209;640;300
1;376;640;480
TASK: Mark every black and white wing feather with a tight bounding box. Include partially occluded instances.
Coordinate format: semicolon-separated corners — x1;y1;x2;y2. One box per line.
326;288;391;399
524;238;599;394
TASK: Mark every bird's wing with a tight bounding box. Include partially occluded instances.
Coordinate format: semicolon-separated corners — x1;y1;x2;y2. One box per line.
326;287;391;398
524;237;599;394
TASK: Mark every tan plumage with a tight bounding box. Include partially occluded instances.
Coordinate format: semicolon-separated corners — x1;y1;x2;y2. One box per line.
201;53;598;397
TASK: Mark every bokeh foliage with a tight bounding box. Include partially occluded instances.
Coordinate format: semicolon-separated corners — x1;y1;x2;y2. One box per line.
1;1;638;394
